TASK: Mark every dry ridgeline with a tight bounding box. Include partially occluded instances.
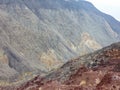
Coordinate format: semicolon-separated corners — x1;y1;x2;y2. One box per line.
0;0;120;90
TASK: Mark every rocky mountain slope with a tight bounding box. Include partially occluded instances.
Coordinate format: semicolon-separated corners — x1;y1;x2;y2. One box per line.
13;42;120;90
0;0;120;83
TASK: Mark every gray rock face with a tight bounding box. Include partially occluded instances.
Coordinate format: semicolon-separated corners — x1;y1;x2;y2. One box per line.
0;0;120;83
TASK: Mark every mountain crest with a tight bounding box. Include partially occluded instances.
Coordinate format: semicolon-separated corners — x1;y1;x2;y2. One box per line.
0;0;120;87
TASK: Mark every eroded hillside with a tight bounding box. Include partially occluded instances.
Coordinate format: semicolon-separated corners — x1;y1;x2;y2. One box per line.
12;42;120;90
0;0;120;84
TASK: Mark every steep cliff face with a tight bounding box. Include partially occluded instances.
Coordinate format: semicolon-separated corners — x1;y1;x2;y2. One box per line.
0;0;120;82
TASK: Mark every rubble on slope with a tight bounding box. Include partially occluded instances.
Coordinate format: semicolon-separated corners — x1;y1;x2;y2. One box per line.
1;43;120;90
